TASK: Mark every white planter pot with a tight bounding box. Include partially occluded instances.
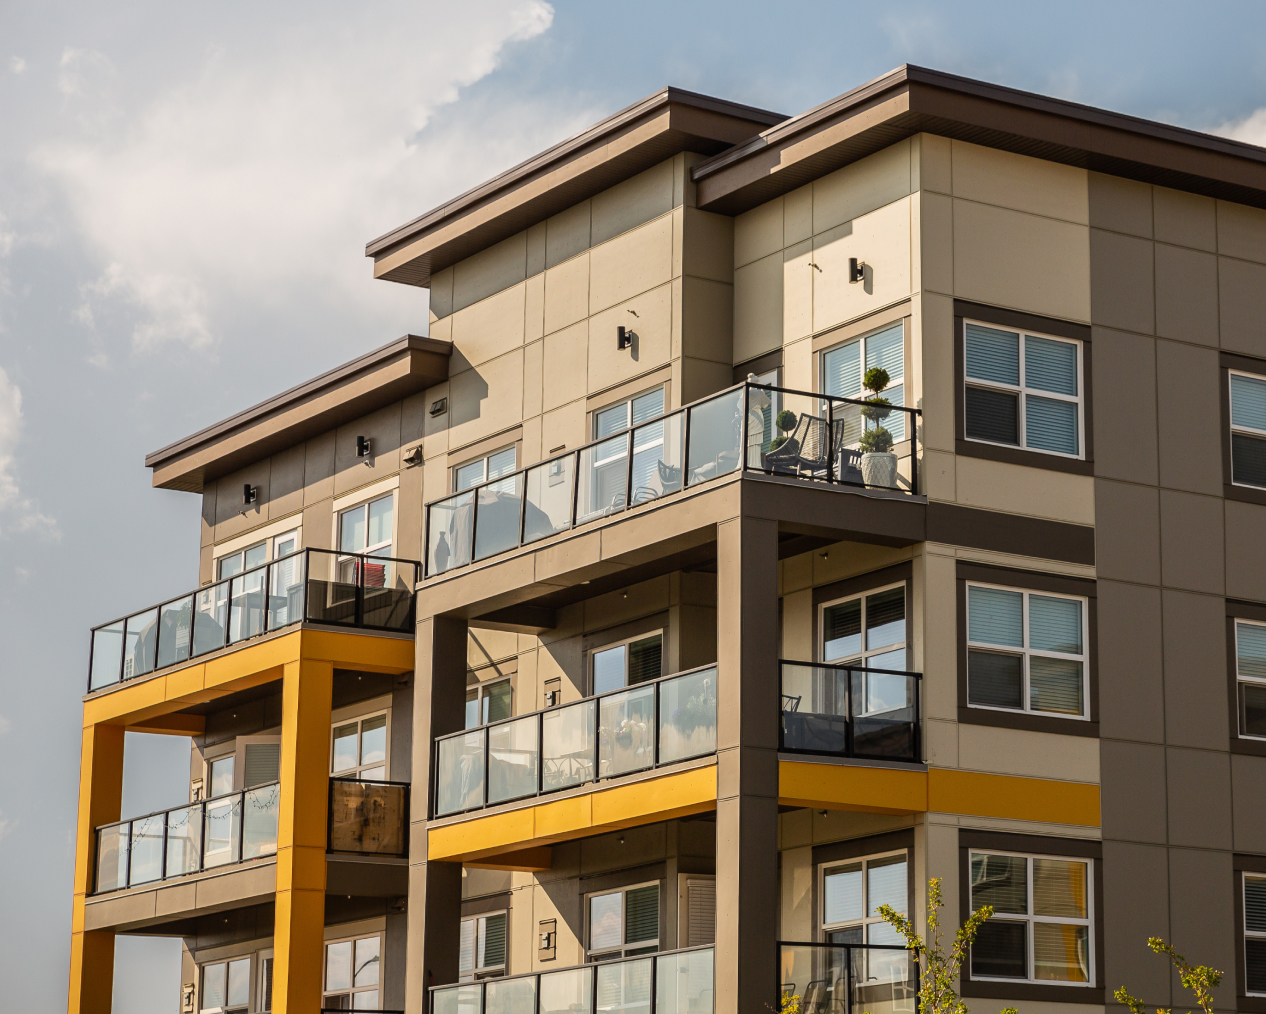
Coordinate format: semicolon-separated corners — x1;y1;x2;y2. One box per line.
860;451;898;488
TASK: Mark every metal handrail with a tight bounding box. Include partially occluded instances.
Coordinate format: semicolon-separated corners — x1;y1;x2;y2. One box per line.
779;660;922;763
777;940;919;1014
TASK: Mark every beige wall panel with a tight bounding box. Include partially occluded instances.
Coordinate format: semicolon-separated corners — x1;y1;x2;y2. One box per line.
421;381;450;458
683;208;735;284
925;719;958;767
468;628;518;668
951;139;1088;224
1218;256;1266;358
1226;499;1266;603
215;460;271;530
546;201;592;269
587;284;672;393
810;541;912;587
921;551;958;721
780;550;812;596
923;449;955;501
270;443;306;519
735;197;784;268
450;283;527;370
782;335;812;391
954;456;1095;525
733;252;783;364
781;589;812;660
954;200;1090;322
679;357;732;404
453;230;527;313
429;314;453;346
527;221;547;277
524;271;546;343
540;399;587;459
537;634;583;702
783;240;814;344
589;215;674;314
812;198;912;335
523;339;544;420
301;499;333;551
591;160;674;247
521;414;542;466
812;139;912;236
779;807;812;849
201;490;215;551
918;133;952;194
958;724;1100;782
334;402;402;496
303;432;336;501
671;205;683;282
919;191;953;296
430;266;454;320
533;881;583;969
785;184;813;247
680;276;733;366
447;351;525;451
583;576;670;633
919;292;955;452
1088;173;1153;238
1153;187;1217;252
402;390;426;448
541;321;589;414
543;255;591;337
1218;201;1266;263
1154;245;1218;346
396;461;423;562
779;845;813;941
1089;229;1154;334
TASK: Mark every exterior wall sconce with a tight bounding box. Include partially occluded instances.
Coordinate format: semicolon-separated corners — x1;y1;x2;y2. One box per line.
242;484;257;505
849;257;865;283
356;435;372;460
403;445;424;467
617;325;633;350
429;397;447;417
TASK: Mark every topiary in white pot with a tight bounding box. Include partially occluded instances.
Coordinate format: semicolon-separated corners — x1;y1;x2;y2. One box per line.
859;366;898;487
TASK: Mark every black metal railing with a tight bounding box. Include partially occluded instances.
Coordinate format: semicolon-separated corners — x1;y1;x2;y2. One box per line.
431;944;715;1014
94;781;280;894
433;665;717;818
88;548;420;693
778;941;917;1014
328;776;409;857
780;661;921;763
423;382;921;577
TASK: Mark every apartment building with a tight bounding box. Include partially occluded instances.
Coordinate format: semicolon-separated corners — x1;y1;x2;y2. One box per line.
69;65;1266;1014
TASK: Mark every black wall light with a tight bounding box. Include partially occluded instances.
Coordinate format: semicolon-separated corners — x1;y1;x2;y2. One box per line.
356;435;372;458
849;257;865;283
243;484;257;505
617;325;632;350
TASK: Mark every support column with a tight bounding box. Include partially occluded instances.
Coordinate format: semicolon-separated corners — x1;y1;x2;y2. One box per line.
714;517;781;1014
273;657;333;1014
405;615;468;1014
68;722;125;1014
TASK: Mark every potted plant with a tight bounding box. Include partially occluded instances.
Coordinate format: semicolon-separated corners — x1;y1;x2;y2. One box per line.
769;408;798;452
859;366;898;487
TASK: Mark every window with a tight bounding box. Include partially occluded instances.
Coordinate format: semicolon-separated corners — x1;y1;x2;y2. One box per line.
207;755;235;798
822;851;907;949
581;389;667;520
1231;371;1266;489
821;585;906;669
217;529;299;580
967;584;1088;720
324;934;381;1009
460;912;508;981
1245;874;1266;995
258;952;273;1013
332;711;389;780
587;883;660;960
822;322;906;442
592;632;663;695
201;957;251;1013
969;851;1093;985
964;321;1083;458
466;678;512;729
594;389;665;440
455;447;517;493
1237;621;1266;740
338;494;394;588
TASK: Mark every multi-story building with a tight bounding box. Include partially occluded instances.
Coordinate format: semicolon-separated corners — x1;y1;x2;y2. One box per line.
68;64;1266;1014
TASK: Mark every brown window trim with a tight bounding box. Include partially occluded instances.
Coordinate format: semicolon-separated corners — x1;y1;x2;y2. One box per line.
1235;853;1266;1011
1220;351;1266;507
734;348;783;384
1228;600;1266;758
953;300;1093;477
812;829;915;942
956;562;1099;737
959;829;1105;1004
811;562;913;665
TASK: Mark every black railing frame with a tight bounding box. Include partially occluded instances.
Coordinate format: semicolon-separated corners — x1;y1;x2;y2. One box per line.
327;775;411;858
776;940;919;1014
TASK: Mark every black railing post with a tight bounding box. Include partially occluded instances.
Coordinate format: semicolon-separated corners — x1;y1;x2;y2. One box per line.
911;407;920;495
845;667;855;758
469;485;481;566
682;402;693;488
827;396;836;484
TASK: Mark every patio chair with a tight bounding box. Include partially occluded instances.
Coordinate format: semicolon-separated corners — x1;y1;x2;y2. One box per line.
761;413;830;477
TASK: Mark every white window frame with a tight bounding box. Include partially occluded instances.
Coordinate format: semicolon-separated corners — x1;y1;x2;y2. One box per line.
198;955;252;1014
965;582;1090;722
466;677;512;729
968;849;1095;987
591;386;667;440
216;528;301;581
460;910;509;981
338;494;395;559
584;880;662;961
819;848;908;944
322;931;384;1010
963;319;1085;461
820;322;906;403
1244;872;1266;996
1235;618;1266;741
818;581;907;666
1230;369;1266;489
453;445;518;493
590;629;665;695
331;708;391;781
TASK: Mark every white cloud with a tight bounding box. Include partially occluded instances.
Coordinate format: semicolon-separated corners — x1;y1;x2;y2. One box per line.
1216;107;1266;148
9;56;24;76
0;713;10;733
0;367;57;539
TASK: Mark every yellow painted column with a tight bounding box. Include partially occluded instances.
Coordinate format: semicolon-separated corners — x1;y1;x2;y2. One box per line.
68;722;125;1014
273;657;334;1014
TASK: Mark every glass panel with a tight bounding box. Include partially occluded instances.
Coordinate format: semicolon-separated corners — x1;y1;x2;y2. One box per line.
524;455;576;544
228;957;251;1006
590;891;623;951
488;447;518;482
625;884;659;944
466;689;480;731
341;505;367;554
1025;335;1077;395
593;644;627;695
867;324;905;380
474;473;524;561
824;599;862;661
598;684;656;778
630;413;684;506
123;609;158;680
1029;595;1082;654
244;543;267;570
1239;622;1266;680
203;794;241;869
823;862;863;925
1247;877;1266;933
460;918;475;974
865;588;905;650
1246;682;1266;738
541;966;593;1014
1233;432;1266;489
487;715;539;805
869;854;907;915
781;663;850;754
1232;373;1266;431
435;730;486;816
368;495;393;549
209;756;235;798
326;939;353;991
354;936;381;987
220;554;244;579
1026;395;1079;455
90;620;125;690
596;402;630;438
480;913;507;969
968;651;1023;709
228;567;266;644
745;386;777;466
686;390;743;486
483;680;512;724
971;853;1028;913
165;804;202;877
432;984;484;1014
242;783;279;860
658;667;717;764
96;823;129;892
628;635;661;685
428;492;474;576
542;699;596;791
851;941;914;1001
966;324;1020;385
361;715;387;768
304;550;358;626
363;556;414;631
1029;657;1084;715
333;723;360;774
129;813;164;886
597;958;652;1014
968;586;1023;647
456;460;486;492
1248;940;1266;995
971;920;1028;978
852;670;917;760
329;779;407;855
203;962;228;1009
157;596;194;669
267;552;305;630
965;386;1019;445
1033;859;1087;918
1033;923;1089;982
192;580;230;657
577;434;630;523
632;389;665;424
354;990;378;1009
656;947;714;1014
485;977;536;1014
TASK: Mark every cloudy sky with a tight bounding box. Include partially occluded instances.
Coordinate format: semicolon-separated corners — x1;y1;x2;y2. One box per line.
4;1;1266;1009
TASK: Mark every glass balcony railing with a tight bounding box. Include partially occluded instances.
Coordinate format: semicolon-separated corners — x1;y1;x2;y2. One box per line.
431;945;715;1014
88;548;420;693
94;782;280;894
328;777;409;857
779;942;916;1014
780;661;921;763
434;666;717;818
424;382;921;577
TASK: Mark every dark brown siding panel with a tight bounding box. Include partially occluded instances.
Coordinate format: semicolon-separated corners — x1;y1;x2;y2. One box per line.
927;502;1095;565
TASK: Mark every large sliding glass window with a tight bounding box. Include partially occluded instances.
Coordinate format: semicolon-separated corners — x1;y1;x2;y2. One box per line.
200;957;251;1013
820;584;906;670
821;322;905;441
1231;370;1266;489
332;710;389;781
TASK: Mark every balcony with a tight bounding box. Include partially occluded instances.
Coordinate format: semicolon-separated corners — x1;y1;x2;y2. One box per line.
328;776;409;857
780;662;921;764
88;548;420;693
424;382;921;578
434;666;717;818
431;945;714;1014
94;782;280;894
779;941;916;1014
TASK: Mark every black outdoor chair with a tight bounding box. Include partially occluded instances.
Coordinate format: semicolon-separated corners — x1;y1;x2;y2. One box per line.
762;413;830;477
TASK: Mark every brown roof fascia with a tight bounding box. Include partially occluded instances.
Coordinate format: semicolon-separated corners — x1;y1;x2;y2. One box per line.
365;87;786;289
692;64;1266;215
145;335;452;493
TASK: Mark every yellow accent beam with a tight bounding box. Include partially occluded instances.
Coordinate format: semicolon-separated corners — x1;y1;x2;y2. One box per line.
130;713;206;736
430;764;718;863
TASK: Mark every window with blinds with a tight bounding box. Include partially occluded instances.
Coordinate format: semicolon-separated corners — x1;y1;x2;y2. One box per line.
684;878;716;946
1231;371;1266;489
821;851;907;951
1246;874;1266;994
588;883;660;961
591;631;664;695
821;584;906;670
1236;620;1266;740
963;321;1083;458
821;322;906;441
460;912;508;981
966;584;1088;720
243;742;280;788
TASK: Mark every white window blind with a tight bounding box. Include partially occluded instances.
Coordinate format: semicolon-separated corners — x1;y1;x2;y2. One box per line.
1231;371;1266;488
685;879;716;946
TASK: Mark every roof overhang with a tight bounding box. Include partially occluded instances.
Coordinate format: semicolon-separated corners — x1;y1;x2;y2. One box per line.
692;64;1266;216
146;335;451;493
365;87;786;289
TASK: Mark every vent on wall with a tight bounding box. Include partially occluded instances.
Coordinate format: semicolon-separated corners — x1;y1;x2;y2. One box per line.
244;742;281;787
686;878;716;946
